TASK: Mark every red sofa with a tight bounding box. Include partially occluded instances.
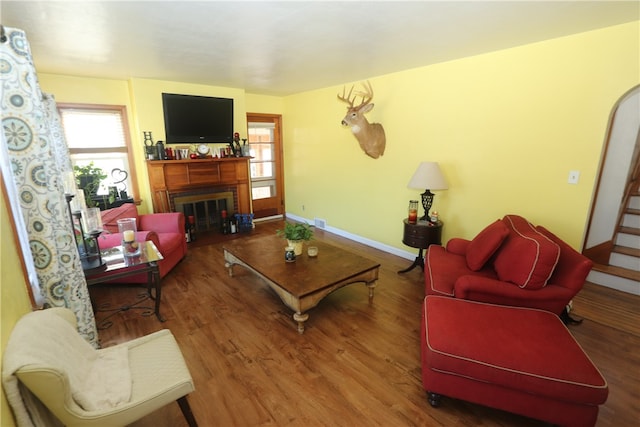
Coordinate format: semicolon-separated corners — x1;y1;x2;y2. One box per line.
98;203;187;281
425;214;593;316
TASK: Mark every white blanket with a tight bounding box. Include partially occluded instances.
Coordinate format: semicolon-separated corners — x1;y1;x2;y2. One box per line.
2;309;131;426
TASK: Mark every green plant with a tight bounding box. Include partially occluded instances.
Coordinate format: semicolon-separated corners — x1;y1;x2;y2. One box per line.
73;162;107;207
276;221;314;241
73;162;105;178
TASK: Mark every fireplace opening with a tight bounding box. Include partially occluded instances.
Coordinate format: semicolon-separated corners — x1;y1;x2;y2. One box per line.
174;191;234;233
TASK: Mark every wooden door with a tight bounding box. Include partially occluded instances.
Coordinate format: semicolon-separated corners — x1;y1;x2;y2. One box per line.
246;114;284;219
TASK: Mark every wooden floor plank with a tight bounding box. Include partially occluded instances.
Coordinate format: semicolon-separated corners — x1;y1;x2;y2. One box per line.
90;220;639;427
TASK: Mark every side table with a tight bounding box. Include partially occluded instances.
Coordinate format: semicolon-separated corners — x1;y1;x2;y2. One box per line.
398;219;442;273
85;241;165;329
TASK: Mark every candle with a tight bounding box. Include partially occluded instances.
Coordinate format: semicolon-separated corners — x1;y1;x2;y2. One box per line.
408;209;418;224
123;230;135;242
408;200;419;224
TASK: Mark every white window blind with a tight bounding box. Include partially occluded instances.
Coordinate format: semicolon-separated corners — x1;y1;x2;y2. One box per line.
59;105;136;200
61;109;126;149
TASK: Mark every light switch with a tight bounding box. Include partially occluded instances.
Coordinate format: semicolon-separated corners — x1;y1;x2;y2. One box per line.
568;170;580;184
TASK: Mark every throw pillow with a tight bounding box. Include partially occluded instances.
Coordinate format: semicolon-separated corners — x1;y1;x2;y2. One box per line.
465;219;510;271
493;215;560;289
101;203;139;233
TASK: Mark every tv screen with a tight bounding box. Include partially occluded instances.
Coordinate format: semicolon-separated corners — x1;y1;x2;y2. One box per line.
162;93;234;144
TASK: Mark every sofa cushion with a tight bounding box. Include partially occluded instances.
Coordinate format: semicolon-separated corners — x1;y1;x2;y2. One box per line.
426;245;497;296
465;219;510;271
101;203;139;233
493;215;560;289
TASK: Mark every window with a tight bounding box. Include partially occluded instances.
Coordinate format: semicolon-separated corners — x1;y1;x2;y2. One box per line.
58;104;138;203
248;122;276;200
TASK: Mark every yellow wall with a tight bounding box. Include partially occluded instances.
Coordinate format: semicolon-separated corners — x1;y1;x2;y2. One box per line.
282;21;639;249
1;191;33;427
128;78;247;213
245;93;285;115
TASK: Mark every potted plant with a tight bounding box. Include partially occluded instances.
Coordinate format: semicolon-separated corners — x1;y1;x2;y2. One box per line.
73;162;107;208
276;221;313;255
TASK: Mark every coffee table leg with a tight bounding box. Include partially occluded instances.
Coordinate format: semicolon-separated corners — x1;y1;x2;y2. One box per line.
293;312;309;334
224;250;236;277
225;263;234;277
367;281;377;301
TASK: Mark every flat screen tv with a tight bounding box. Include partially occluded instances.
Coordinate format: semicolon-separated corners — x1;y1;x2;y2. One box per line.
162;93;234;144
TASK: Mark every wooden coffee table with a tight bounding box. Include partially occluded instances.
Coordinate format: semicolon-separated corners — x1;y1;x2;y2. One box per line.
223;234;380;333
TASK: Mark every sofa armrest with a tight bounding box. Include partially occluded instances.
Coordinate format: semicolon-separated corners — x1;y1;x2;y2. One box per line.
98;231;159;250
445;238;471;255
454;275;575;315
139;213;185;235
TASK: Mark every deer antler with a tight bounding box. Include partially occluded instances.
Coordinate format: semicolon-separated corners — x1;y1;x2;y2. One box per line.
337;85;356;107
353;80;373;107
337;81;374;109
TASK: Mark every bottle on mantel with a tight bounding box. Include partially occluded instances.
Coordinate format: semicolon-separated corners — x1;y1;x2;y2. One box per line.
156;140;165;160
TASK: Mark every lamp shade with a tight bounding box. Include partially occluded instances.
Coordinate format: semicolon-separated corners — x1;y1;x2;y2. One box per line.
407;162;448;190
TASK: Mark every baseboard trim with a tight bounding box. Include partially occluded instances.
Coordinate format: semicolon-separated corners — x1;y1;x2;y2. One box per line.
253;214;283;223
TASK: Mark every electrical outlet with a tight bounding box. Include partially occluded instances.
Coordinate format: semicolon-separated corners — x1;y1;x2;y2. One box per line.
568;170;580;185
314;218;326;229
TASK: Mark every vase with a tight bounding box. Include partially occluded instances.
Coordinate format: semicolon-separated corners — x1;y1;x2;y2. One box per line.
287;240;304;256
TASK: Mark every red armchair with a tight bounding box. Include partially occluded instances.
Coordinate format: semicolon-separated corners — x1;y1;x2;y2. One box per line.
98;203;187;281
425;214;593;316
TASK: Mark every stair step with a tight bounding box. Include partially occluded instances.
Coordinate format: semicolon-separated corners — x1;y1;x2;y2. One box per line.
592;263;640;281
588;269;640;295
610;252;640;271
623;213;640;228
617;232;640;248
613;245;640;258
619;226;640;236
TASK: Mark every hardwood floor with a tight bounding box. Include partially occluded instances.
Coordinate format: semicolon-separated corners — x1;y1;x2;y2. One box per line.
91;220;640;427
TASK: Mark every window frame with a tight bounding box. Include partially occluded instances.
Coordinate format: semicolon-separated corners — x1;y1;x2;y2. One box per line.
57;103;140;203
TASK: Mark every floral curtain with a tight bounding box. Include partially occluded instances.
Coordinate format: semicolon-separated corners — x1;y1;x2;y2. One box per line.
1;26;98;346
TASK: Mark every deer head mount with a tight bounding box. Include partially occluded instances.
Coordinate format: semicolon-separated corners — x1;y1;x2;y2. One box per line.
337;81;386;159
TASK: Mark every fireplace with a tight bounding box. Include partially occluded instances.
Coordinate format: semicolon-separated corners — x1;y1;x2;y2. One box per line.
146;158;252;225
173;191;235;233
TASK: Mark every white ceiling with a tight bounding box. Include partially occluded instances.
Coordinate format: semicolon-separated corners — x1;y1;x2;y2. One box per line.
2;1;638;96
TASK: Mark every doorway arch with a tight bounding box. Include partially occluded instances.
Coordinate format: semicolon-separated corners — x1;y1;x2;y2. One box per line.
583;85;640;293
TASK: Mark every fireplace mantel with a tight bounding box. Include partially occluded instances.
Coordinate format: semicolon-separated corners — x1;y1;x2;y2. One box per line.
146;158;251;214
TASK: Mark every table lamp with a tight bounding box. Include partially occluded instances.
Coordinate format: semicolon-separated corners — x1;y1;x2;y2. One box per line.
407;162;448;221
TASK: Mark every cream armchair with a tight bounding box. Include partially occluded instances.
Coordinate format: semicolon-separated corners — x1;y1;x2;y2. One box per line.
2;308;198;427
